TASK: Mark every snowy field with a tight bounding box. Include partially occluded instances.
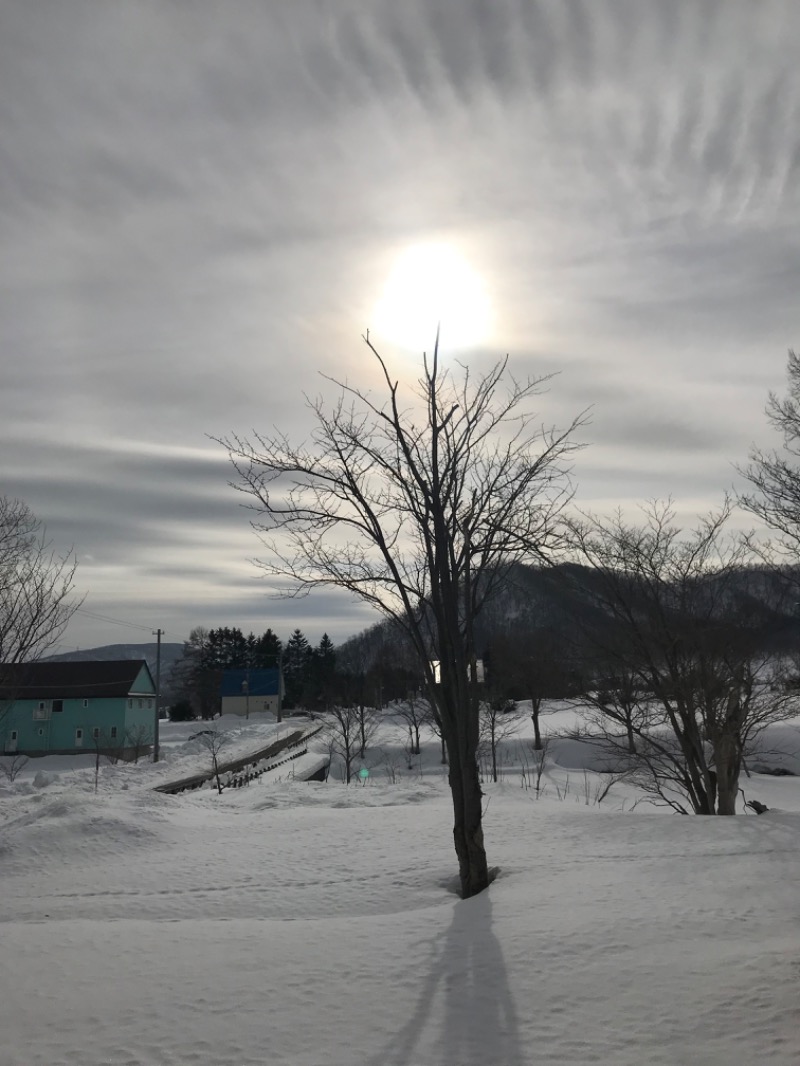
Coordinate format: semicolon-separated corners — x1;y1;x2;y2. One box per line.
2;706;800;1066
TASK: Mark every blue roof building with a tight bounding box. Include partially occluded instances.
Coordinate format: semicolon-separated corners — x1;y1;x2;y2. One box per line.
220;668;283;719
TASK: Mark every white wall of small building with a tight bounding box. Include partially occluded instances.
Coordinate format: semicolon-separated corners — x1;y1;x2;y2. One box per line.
221;695;281;716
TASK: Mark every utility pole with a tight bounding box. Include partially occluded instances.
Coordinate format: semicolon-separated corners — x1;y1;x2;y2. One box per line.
277;646;283;723
153;628;162;762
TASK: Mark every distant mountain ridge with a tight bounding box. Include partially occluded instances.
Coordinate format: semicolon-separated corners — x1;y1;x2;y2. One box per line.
337;561;800;667
45;642;185;687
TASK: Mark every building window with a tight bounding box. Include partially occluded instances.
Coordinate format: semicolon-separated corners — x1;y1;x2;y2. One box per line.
52;699;63;713
83;699;88;709
92;727;100;740
147;698;152;709
33;702;50;721
127;698;132;709
11;730;17;741
110;726;117;739
138;699;143;709
37;728;44;736
75;729;83;744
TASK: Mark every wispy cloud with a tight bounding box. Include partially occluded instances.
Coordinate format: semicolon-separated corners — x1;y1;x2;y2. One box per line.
1;0;798;647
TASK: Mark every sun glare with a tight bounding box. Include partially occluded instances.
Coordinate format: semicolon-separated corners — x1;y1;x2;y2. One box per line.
372;242;491;353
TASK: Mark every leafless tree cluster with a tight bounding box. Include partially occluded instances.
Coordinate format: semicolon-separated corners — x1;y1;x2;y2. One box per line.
322;702;380;784
568;500;796;814
394;690;432;757
222;334;583;897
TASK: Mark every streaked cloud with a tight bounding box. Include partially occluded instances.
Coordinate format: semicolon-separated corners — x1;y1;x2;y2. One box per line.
1;0;798;648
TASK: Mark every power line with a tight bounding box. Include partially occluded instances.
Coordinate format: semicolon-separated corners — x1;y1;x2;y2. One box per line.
74;607;153;633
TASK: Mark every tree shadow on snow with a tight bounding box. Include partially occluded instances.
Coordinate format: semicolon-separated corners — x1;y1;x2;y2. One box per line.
372;887;523;1066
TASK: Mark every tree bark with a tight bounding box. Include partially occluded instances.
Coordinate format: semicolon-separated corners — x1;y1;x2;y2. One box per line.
448;741;490;898
530;700;542;750
625;713;636;754
714;734;741;815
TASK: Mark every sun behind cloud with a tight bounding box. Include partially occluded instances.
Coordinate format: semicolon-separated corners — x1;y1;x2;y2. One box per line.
372;241;492;353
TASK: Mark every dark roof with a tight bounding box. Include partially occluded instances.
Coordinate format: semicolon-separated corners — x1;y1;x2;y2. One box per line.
220;668;281;698
0;660;154;700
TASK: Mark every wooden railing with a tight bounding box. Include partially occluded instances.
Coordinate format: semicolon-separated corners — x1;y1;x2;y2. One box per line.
154;724;323;795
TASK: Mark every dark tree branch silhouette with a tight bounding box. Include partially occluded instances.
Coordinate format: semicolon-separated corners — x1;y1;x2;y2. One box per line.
567;499;795;814
740;349;800;564
0;497;81;721
220;333;584;897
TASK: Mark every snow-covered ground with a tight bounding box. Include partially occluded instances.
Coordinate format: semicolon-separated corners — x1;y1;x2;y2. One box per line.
2;706;799;1066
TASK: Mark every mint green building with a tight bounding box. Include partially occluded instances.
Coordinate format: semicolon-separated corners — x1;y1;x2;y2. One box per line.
1;660;156;758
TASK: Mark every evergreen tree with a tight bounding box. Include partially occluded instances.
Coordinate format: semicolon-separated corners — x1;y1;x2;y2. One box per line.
202;627;249;669
254;627;282;668
309;633;337;710
283;629;312;708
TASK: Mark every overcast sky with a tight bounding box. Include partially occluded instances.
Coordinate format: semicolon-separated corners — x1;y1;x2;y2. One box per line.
2;0;799;653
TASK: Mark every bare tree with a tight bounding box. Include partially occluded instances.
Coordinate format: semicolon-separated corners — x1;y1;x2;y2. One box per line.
89;729;116;793
0;497;81;718
571;660;654;755
568;499;796;815
0;752;29;782
324;703;379;783
479;696;520;783
395;690;430;756
518;734;552;795
378;745;405;783
221;335;583;897
740;349;800;562
488;626;573;749
424;700;449;765
355;702;379;760
199;730;229;795
124;725;153;764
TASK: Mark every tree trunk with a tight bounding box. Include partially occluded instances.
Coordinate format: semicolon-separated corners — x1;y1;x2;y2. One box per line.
530;699;542;750
448;742;490;898
624;709;636;754
358;703;367;758
714;734;741;815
